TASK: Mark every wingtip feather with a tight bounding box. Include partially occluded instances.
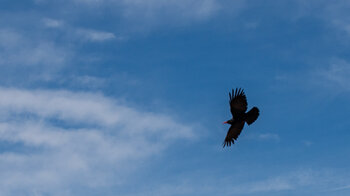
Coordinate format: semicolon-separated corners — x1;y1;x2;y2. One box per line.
223;138;235;148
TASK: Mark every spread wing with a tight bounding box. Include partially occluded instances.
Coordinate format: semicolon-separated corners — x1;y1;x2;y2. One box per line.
246;107;259;125
229;88;248;117
223;121;245;147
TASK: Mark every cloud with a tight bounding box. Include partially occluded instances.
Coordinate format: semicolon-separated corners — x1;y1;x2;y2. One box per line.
302;140;313;146
75;0;220;20
0;28;70;85
246;132;280;142
231;177;293;194
76;28;116;42
292;1;350;37
317;59;350;91
0;23;120;84
331;184;350;191
70;75;107;88
151;175;295;196
0;28;69;69
226;169;350;195
228;171;316;195
43;18;64;28
35;0;226;31
321;1;350;36
0;87;194;195
41;18;120;42
257;133;280;141
274;58;350;93
120;0;220;21
136;169;331;196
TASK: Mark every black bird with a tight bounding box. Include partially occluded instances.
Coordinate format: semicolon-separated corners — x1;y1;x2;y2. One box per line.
223;88;259;147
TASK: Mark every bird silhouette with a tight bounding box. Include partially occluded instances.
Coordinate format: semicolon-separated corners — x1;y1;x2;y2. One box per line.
223;88;259;147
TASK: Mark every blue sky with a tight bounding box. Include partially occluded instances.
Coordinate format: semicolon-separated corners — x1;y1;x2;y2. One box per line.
0;0;350;195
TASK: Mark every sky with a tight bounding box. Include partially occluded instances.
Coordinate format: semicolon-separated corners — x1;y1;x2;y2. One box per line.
0;0;350;195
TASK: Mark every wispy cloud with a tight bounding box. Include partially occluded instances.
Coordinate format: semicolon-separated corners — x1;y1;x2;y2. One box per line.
246;132;280;142
120;0;220;21
293;0;350;38
231;177;293;194
331;184;350;191
34;0;228;31
71;75;106;88
229;170;315;194
43;18;64;28
75;0;220;21
0;87;194;195
41;17;121;42
76;28;116;42
0;28;69;69
136;169;341;196
317;59;350;91
227;169;350;195
274;58;350;93
257;133;280;141
303;140;313;146
0;21;122;84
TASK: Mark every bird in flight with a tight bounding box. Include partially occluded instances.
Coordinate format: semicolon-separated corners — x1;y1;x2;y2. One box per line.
223;88;259;147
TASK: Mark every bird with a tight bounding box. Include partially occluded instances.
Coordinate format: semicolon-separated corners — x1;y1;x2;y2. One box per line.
223;88;259;147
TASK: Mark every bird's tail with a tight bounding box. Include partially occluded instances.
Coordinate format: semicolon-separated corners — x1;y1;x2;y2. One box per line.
245;107;259;125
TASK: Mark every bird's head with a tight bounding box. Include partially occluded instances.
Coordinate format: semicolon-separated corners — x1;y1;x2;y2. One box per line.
223;119;234;125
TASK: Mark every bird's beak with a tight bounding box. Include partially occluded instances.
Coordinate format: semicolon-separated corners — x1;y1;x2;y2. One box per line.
223;121;228;124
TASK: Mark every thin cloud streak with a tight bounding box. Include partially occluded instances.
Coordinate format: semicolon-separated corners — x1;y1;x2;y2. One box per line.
330;184;350;191
43;18;64;28
76;28;116;42
246;132;280;142
41;18;119;42
257;133;280;141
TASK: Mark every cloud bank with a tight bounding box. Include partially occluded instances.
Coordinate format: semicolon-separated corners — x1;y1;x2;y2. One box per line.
0;88;194;195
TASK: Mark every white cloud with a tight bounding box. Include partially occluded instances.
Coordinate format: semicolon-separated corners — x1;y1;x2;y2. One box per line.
0;29;68;68
246;132;280;142
0;87;194;195
229;170;315;194
75;0;220;20
76;28;116;42
293;1;350;37
41;18;119;43
318;59;350;90
136;169;331;196
0;24;118;84
274;59;350;93
303;140;313;146
323;1;350;35
232;177;293;193
43;18;64;28
121;0;220;21
72;75;106;87
244;22;258;29
49;0;225;30
331;184;350;191
257;133;280;141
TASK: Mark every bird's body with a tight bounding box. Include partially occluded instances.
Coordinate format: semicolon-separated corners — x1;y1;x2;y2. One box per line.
223;88;259;147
